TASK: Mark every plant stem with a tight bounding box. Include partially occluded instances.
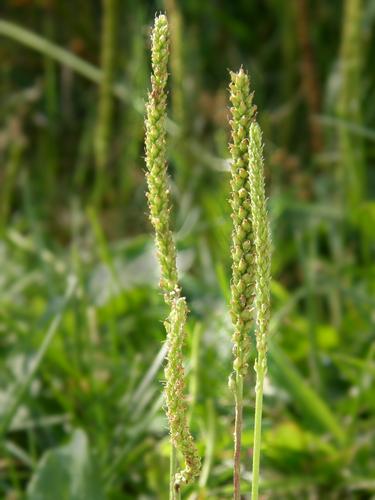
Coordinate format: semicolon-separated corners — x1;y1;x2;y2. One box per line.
233;374;243;499
337;0;365;212
170;445;177;500
188;323;202;425
293;0;323;152
94;0;117;204
251;365;265;500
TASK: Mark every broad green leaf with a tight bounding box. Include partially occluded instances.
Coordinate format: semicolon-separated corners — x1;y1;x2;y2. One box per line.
26;429;105;500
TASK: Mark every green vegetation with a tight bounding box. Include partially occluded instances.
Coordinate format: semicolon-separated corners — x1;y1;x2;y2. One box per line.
1;1;375;499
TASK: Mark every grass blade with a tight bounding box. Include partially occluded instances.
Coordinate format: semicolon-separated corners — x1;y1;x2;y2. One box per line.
0;276;77;438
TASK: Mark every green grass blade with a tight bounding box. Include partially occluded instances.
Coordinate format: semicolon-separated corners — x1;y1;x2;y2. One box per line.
0;277;77;439
0;19;101;83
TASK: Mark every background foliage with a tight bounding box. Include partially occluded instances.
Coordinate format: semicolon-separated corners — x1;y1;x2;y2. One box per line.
1;0;375;498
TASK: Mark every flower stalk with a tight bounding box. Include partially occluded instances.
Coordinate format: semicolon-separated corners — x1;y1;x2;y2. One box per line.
228;69;256;499
248;122;272;500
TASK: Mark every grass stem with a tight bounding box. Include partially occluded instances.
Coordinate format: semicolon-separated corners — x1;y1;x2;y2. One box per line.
251;366;265;500
170;445;177;500
233;374;243;499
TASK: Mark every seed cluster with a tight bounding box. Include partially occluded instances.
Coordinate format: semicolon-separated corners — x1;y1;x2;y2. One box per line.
164;296;201;487
145;15;178;302
229;69;257;379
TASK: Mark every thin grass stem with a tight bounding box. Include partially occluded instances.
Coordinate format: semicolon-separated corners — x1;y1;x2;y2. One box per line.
170;445;177;500
94;0;117;203
233;373;243;499
251;367;265;500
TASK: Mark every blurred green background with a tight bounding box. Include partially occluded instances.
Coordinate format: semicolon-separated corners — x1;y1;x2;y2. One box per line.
1;0;375;498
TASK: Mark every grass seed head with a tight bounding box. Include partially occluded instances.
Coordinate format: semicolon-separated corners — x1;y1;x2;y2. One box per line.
229;68;256;379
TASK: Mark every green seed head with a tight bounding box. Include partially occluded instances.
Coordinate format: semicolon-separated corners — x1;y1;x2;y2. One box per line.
145;14;178;302
229;68;256;378
164;297;201;487
248;121;272;363
145;14;200;488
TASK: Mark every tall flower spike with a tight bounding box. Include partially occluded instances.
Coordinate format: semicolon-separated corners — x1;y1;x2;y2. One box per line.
229;68;256;377
144;14;200;491
248;121;272;500
228;68;256;499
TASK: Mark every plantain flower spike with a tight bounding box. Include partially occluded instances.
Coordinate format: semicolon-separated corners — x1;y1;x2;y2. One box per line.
229;68;257;381
248;120;272;500
248;121;271;373
228;68;257;498
144;14;200;490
